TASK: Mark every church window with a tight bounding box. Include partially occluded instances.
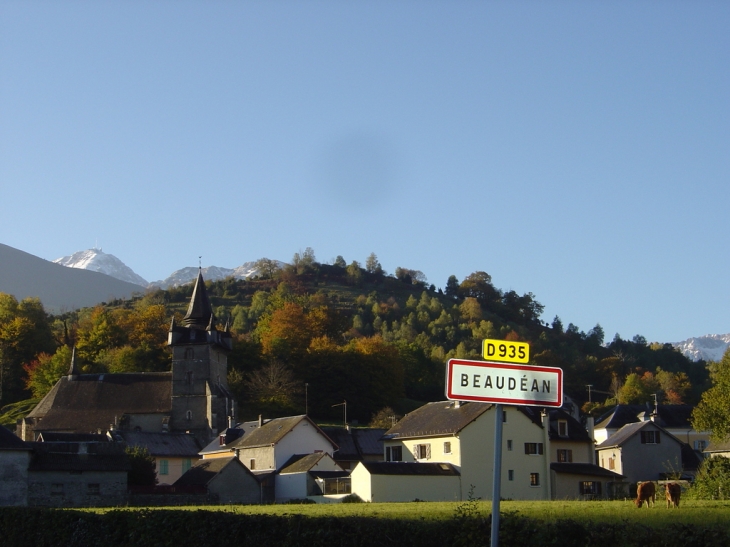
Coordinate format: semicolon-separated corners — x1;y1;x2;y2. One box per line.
186;410;193;421
185;348;194;359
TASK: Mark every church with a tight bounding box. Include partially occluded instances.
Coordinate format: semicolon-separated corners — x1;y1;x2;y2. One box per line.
19;270;236;446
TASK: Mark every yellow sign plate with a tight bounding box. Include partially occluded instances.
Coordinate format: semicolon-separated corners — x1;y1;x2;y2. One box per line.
482;339;530;364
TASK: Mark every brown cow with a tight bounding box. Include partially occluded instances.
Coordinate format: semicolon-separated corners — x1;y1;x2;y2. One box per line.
634;481;655;508
665;482;681;508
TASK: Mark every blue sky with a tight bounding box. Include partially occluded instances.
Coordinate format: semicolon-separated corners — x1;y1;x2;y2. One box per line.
1;2;728;344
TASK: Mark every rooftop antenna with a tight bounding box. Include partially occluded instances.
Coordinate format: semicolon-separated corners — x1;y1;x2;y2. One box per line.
199;256;202;269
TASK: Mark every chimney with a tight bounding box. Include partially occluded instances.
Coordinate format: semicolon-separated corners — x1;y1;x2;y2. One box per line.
258;414;263;427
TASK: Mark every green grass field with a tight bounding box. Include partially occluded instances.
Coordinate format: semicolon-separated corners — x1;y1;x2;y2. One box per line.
88;499;730;528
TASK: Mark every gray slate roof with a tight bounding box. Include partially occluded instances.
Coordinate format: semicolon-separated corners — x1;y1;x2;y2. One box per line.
550;462;624;479
548;409;592;442
358;461;460;476
0;424;30;451
597;421;671;449
384;401;492;439
27;372;172;433
173;457;250;487
28;441;129;472
321;427;386;461
596;404;695;430
384;401;543;440
279;453;329;474
230;415;337;451
114;431;201;457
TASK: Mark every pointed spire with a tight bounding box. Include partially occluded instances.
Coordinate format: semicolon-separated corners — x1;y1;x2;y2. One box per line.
67;347;80;378
183;268;215;328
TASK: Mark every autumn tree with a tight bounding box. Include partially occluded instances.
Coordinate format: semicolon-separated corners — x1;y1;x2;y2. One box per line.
693;348;730;443
365;253;383;276
254;257;281;279
23;345;73;398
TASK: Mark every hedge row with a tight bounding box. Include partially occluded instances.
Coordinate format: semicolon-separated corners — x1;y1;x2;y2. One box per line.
0;508;728;547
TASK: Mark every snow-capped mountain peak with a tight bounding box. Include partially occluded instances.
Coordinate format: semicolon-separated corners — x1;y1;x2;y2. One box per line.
54;248;148;287
673;333;730;362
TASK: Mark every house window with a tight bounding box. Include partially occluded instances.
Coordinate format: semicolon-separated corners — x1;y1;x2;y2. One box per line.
414;443;431;460
444;442;452;454
508;470;514;481
250;459;256;470
557;449;573;463
507;440;513;451
558;420;568;437
182;459;192;473
694;440;708;451
524;443;544;455
159;459;169;475
386;446;403;462
503;410;507;422
580;481;602;495
87;483;100;496
51;483;64;496
530;473;540;487
608;457;615;470
640;431;660;444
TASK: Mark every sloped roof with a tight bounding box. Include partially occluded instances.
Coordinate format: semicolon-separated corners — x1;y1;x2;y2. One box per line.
28;442;129;472
183;270;215;328
384;401;492;440
384;401;543;440
549;409;592;443
0;424;30;451
279;453;328;474
114;431;201;458
597;420;678;449
230;415;336;451
358;461;460;476
320;427;386;461
595;404;695;431
26;372;172;434
550;462;624;479
37;432;109;443
174;457;249;487
704;438;730;453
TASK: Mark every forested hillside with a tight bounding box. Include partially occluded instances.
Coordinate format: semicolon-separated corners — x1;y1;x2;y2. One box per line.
0;251;709;426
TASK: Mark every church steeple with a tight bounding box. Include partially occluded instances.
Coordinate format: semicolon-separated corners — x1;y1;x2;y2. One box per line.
183;268;215;328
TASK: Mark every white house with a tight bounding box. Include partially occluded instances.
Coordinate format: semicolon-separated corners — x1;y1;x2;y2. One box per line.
373;401;551;501
277;452;349;501
351;461;461;502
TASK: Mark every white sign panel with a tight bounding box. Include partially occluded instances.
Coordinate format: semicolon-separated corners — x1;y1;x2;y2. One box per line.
446;358;563;407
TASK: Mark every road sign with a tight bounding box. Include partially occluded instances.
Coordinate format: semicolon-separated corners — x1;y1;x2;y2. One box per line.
482;339;529;364
445;358;563;407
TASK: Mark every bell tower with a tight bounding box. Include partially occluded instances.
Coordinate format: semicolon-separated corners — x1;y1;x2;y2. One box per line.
168;269;235;443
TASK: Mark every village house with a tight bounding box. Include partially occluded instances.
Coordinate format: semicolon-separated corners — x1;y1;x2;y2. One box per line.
111;430;201;485
366;401;551;501
594;403;709;454
547;409;624;499
19;270;236;449
596;419;700;483
196;414;338;501
172;456;261;504
320;426;386;471
277;452;349;501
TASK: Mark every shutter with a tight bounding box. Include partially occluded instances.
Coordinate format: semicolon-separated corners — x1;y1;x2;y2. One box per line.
426;444;431;460
640;431;646;444
538;443;544;455
413;445;418;459
656;431;660;444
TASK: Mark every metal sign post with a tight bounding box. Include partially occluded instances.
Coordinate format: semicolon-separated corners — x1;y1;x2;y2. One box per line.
491;404;503;547
445;344;564;547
